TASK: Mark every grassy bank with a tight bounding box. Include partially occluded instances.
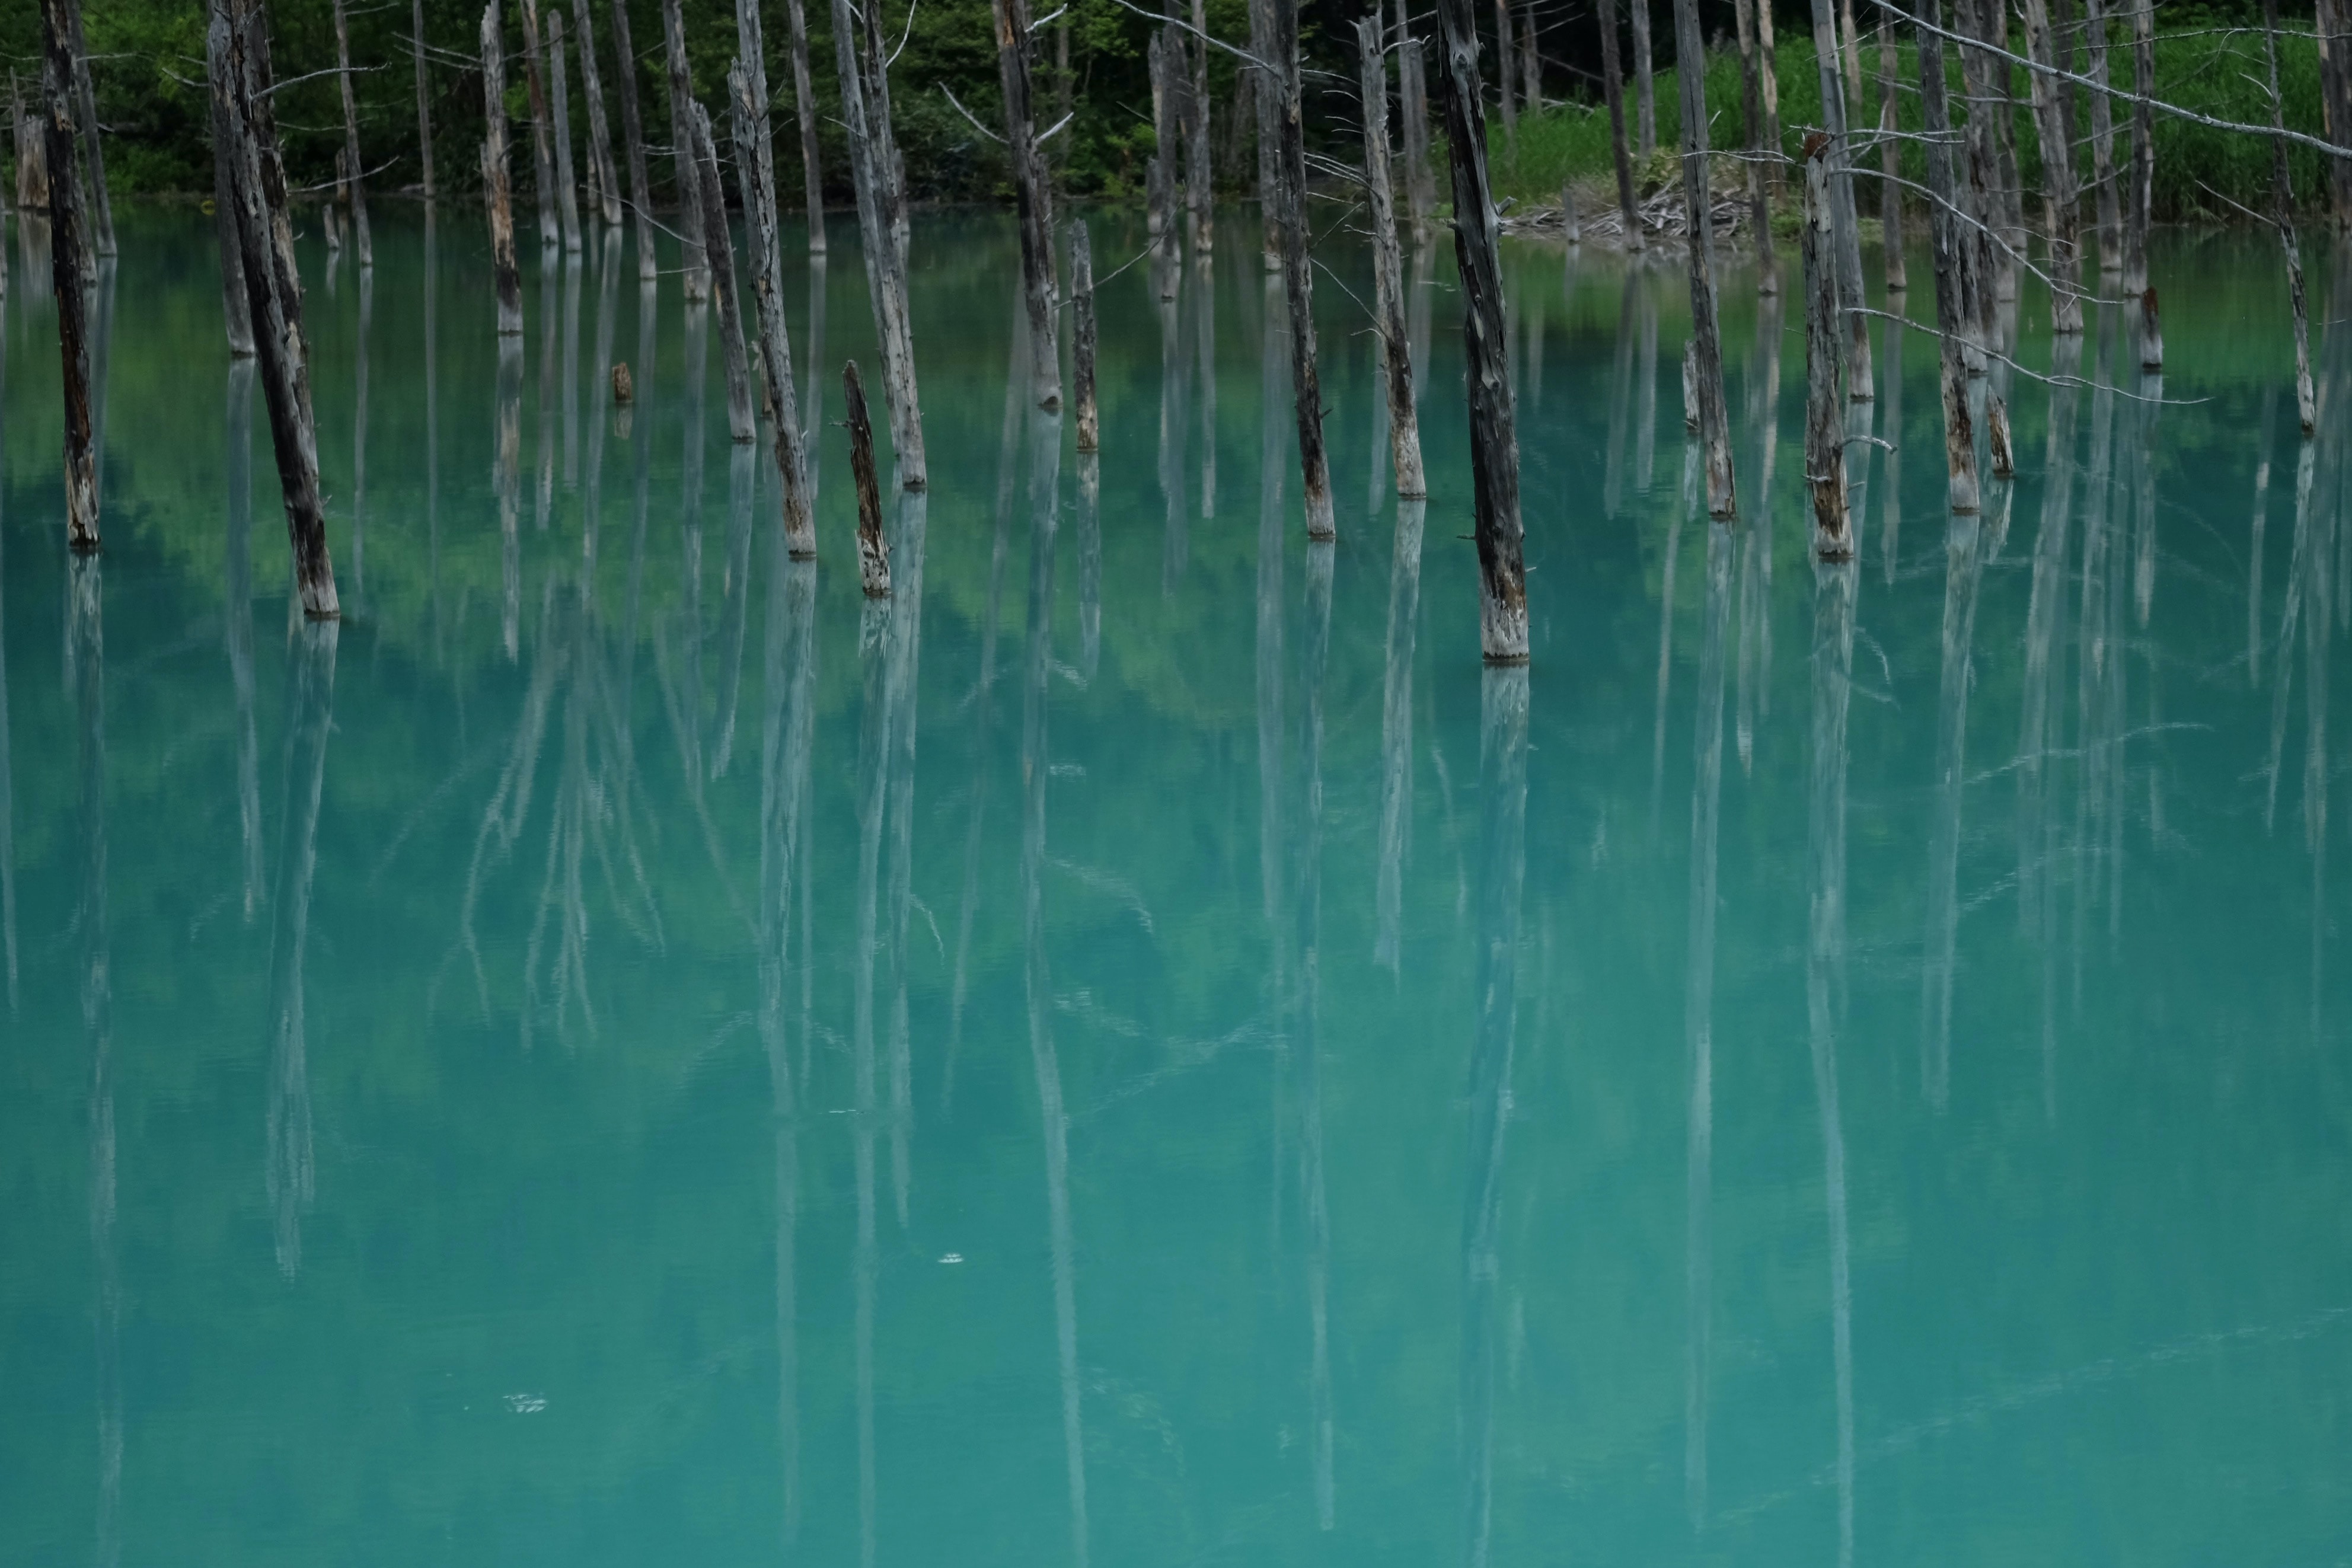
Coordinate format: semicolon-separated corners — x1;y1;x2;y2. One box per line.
1485;19;2333;224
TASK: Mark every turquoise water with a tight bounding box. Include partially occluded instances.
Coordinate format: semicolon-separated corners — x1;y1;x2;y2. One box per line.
1;206;2347;1563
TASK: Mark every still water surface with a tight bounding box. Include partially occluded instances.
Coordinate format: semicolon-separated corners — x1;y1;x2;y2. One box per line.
0;208;2344;1563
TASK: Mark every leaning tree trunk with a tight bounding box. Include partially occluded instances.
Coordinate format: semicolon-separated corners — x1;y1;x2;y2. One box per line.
844;360;890;596
547;10;582;252
1903;0;1979;513
2021;0;2080;332
1673;0;1737;515
1070;219;1099;452
730;63;817;555
482;4;524;336
413;0;436;198
572;0;620;225
1802;134;1850;557
828;0;926;486
333;0;373;267
1358;16;1426;499
63;0;112;258
2262;0;2318;433
784;0;825;251
518;0;560;251
1268;0;1335;539
691;102;756;443
41;0;97;550
1435;0;1528;661
660;0;707;297
993;0;1062;409
1597;0;1645;252
208;0;257;357
607;0;658;279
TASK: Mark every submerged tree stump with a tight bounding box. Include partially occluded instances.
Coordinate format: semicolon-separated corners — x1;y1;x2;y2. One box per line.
844;360;891;597
1070;219;1099;454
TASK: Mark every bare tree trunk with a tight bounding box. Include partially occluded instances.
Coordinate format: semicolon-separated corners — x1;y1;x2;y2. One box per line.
1435;0;1528;660
845;360;890;595
1251;0;1280;270
690;102;755;442
1808;0;1872;399
607;0;658;276
548;11;582;251
2126;0;2158;359
1359;16;1426;499
519;0;561;251
1070;218;1099;451
42;0;96;549
1400;36;1437;238
2322;0;2352;227
1803;135;1850;556
828;0;925;485
2263;0;2318;433
1268;0;1334;539
2022;0;2080;330
1907;0;1979;512
784;0;825;251
730;63;816;555
1522;1;1542;108
332;0;374;267
208;0;256;357
734;0;778;291
661;0;707;296
993;0;1062;408
1494;0;1517;155
1598;0;1645;251
1734;0;1777;289
1148;28;1178;290
1673;0;1737;514
482;4;524;336
1632;0;1657;156
62;0;111;257
2086;0;2120;268
572;0;620;225
1877;14;1906;290
1189;0;1214;250
413;0;436;199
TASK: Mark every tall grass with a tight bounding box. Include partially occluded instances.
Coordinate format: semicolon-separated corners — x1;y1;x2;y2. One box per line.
1483;18;2332;222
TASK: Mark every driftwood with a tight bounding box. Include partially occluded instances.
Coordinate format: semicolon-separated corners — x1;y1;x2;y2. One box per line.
1672;0;1735;516
413;0;436;198
690;101;756;443
571;0;619;224
1595;0;1645;253
1435;0;1527;662
332;0;372;266
42;0;97;550
1802;135;1850;557
1358;17;1425;499
518;0;560;250
992;0;1061;408
1906;0;1979;512
1269;0;1335;539
1070;219;1099;452
606;0;658;278
547;9;582;252
783;0;825;251
481;3;524;336
844;361;890;596
730;62;816;558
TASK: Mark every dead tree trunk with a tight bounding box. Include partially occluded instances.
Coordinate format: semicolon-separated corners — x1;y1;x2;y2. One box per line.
845;360;890;595
1400;36;1435;238
993;0;1062;409
730;63;816;555
1269;0;1335;539
1250;0;1280;270
1806;0;1872;399
1494;0;1518;154
1358;17;1426;499
1435;0;1528;660
691;102;755;442
482;4;524;336
1631;0;1656;156
2085;0;2120;268
1672;0;1736;515
211;4;339;616
41;0;97;550
548;11;582;251
1802;135;1850;557
2322;0;2352;227
332;0;373;267
1070;218;1099;452
2262;0;2317;433
519;0;560;251
572;0;620;225
62;0;111;257
2126;0;2159;359
784;0;825;251
414;0;436;199
1597;0;1645;252
661;0;707;296
734;0;778;298
827;0;927;486
207;0;256;357
2021;0;2079;331
606;0;658;278
1148;29;1176;281
1187;0;1214;250
1733;0;1777;289
1877;14;1906;290
1904;0;1978;512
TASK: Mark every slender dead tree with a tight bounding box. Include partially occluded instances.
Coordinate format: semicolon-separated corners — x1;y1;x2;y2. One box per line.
661;0;707;295
572;0;620;225
1807;0;1872;398
1494;0;1517;154
1268;0;1335;538
1673;0;1736;514
993;0;1062;408
413;0;436;198
1802;135;1851;557
845;360;891;595
607;0;658;277
1632;0;1657;156
1071;219;1099;452
483;3;524;336
1898;0;1978;512
2021;0;2080;330
1435;0;1528;660
828;0;926;485
548;9;582;251
208;0;256;356
1877;14;1906;290
784;0;825;251
2262;0;2317;433
62;0;111;257
2127;0;2160;363
1733;0;1777;288
332;0;373;267
1188;0;1214;250
2085;0;2120;269
1251;0;1280;269
1598;0;1645;251
731;62;816;555
1359;17;1426;499
1400;34;1437;236
734;0;778;302
42;0;97;550
519;0;561;250
690;101;755;442
1148;28;1177;277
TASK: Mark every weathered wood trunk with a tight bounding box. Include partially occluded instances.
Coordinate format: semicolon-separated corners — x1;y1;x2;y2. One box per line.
413;0;436;198
1596;0;1645;253
730;63;816;557
2021;0;2080;331
826;0;926;486
1987;386;2014;476
691;102;756;443
845;360;890;596
1399;36;1435;238
1912;0;1979;512
2138;284;2163;371
2123;0;2154;295
1521;0;1541;107
2085;0;2121;269
211;4;339;617
1805;0;1871;399
207;0;256;357
481;4;524;336
2262;0;2318;433
1186;0;1214;250
607;0;658;277
733;0;778;301
332;0;373;267
547;10;582;251
1562;180;1580;243
661;0;707;297
41;0;97;550
1435;0;1528;660
2322;0;2352;227
1250;0;1280;270
518;0;561;250
62;0;111;257
1732;0;1777;289
1268;0;1335;539
993;0;1062;409
1070;219;1099;452
1148;28;1177;288
1630;0;1656;155
571;0;620;225
1493;0;1517;153
1358;17;1426;499
1877;14;1906;290
1671;0;1736;514
784;0;825;250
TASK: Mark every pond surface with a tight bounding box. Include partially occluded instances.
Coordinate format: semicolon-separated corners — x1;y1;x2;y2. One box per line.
0;205;2345;1563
